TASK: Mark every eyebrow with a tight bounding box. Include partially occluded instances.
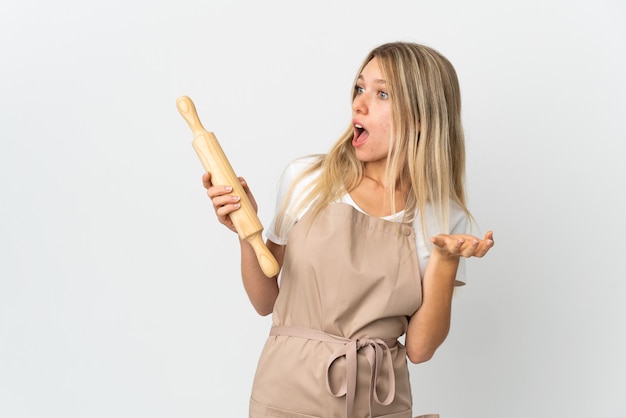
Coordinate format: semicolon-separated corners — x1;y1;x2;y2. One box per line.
357;75;387;85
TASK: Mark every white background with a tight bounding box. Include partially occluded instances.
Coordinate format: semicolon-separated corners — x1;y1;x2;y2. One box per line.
1;1;625;417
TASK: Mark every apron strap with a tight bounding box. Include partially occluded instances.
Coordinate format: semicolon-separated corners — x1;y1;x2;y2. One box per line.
270;325;397;418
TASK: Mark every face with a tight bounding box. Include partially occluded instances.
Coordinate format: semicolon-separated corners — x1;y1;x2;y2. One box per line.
351;57;393;164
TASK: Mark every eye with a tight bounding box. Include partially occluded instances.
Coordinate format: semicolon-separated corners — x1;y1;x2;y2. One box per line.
378;91;389;100
355;85;365;95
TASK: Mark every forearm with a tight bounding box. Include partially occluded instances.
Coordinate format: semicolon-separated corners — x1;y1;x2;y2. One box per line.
405;250;459;363
239;238;281;316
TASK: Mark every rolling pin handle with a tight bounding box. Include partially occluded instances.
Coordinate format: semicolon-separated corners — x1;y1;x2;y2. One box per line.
176;96;205;135
246;233;280;278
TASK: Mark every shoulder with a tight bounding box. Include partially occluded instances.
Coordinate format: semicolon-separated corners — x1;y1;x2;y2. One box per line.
268;155;325;245
276;154;324;193
416;200;468;236
281;154;324;179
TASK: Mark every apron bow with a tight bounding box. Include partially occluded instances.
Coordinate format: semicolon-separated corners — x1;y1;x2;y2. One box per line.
270;326;397;418
326;336;396;417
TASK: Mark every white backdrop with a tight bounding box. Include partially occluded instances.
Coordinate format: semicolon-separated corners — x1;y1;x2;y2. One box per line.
1;1;625;417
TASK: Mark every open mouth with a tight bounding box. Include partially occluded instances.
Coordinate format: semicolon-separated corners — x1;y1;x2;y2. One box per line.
352;123;368;147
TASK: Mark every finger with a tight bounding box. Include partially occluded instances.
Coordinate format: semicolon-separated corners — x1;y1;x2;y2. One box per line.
429;235;446;248
207;185;233;199
202;172;212;189
431;235;465;257
484;230;494;247
458;238;478;258
215;201;241;218
430;234;456;246
482;237;495;254
211;193;240;209
468;232;494;257
470;239;494;258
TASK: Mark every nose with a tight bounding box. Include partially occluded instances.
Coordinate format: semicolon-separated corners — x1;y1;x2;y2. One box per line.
352;93;368;114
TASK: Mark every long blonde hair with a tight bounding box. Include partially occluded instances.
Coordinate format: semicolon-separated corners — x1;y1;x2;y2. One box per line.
275;42;471;237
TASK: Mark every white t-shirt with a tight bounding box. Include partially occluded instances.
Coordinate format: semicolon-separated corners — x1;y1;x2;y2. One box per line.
266;156;468;284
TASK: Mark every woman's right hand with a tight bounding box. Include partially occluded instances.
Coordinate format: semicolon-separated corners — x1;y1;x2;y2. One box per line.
202;172;258;233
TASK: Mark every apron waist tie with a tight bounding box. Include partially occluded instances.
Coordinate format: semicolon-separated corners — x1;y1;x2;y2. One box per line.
269;325;397;418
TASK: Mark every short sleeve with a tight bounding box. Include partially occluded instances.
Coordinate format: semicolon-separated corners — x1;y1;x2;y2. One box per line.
414;202;468;286
266;156;321;245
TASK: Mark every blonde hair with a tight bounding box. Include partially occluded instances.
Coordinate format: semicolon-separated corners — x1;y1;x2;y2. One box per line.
275;42;471;237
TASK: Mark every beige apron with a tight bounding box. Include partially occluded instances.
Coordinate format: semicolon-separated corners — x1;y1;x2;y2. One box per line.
249;203;438;418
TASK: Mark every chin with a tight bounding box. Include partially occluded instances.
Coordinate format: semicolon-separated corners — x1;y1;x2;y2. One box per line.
355;152;387;164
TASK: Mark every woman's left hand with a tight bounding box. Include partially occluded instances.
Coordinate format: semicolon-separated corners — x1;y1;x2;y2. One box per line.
430;230;494;259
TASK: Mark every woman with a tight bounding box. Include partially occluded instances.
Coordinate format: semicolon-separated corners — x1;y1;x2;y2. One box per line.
204;42;494;418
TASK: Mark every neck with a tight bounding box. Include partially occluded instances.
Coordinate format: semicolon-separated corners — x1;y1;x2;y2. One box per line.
362;161;408;192
350;164;411;217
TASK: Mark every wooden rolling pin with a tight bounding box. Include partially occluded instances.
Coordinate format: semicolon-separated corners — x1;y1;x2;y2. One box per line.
176;96;279;278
